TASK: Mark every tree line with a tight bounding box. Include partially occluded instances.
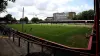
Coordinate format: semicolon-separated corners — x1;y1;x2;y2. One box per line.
72;9;94;20
3;14;17;23
20;17;43;23
2;13;43;23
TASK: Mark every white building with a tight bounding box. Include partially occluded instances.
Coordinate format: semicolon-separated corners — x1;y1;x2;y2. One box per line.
53;12;70;21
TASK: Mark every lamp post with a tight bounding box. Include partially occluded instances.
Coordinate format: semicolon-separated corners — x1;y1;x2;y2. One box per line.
22;7;24;32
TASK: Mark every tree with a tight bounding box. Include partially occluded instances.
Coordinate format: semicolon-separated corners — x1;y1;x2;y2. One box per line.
45;18;47;21
72;15;77;20
31;17;39;23
20;18;24;23
19;17;29;24
39;19;43;21
13;17;17;21
87;9;94;20
72;9;94;20
0;0;15;12
24;17;29;23
0;0;16;23
11;17;17;23
4;14;13;23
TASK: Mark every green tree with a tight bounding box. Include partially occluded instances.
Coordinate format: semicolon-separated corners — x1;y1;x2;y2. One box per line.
87;9;94;20
0;0;16;23
24;17;29;23
76;13;83;20
4;14;13;23
39;19;43;21
72;15;77;20
11;17;17;23
20;17;29;24
20;18;24;23
0;0;15;12
31;17;39;23
45;18;47;21
72;9;94;20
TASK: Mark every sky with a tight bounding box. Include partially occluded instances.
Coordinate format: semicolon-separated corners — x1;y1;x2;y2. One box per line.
0;0;94;20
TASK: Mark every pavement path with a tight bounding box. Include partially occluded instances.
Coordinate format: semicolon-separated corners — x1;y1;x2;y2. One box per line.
0;36;21;56
0;35;46;56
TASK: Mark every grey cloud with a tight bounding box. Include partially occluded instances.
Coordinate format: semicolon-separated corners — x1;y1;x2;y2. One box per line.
7;1;15;8
7;11;19;16
37;3;47;10
20;1;34;6
36;1;49;11
7;12;20;19
48;4;58;11
28;12;38;15
37;2;58;12
16;0;35;6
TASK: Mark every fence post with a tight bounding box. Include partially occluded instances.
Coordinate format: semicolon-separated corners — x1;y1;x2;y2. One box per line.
27;41;30;54
10;31;12;39
18;37;20;47
53;48;56;56
8;31;11;39
13;33;15;42
41;42;44;56
41;42;44;53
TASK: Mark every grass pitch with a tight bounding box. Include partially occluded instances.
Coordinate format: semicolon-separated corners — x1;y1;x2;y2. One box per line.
8;24;92;48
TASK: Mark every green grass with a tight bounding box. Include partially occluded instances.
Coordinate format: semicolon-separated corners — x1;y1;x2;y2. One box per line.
8;24;92;48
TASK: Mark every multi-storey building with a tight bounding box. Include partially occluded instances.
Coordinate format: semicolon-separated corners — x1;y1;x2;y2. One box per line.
53;12;69;21
68;12;76;19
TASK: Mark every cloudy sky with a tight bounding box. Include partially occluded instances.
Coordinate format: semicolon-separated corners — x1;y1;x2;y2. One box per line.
0;0;94;20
